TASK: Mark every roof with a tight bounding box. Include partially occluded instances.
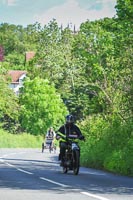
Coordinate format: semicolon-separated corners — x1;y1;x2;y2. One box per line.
8;70;27;83
25;51;35;62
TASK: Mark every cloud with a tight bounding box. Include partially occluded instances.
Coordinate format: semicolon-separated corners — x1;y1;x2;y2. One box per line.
34;0;92;29
4;0;17;6
100;0;115;3
35;0;116;30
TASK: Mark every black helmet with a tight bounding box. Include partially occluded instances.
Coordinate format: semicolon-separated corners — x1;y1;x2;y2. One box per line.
66;114;74;123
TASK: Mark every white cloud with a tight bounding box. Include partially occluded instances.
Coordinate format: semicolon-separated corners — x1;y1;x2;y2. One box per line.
96;0;115;3
91;1;116;19
34;0;89;29
35;0;116;30
5;0;17;6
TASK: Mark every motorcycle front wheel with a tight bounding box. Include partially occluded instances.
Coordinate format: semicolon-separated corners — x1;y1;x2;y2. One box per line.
73;150;80;175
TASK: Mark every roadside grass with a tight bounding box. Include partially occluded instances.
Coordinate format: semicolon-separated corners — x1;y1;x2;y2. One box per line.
0;128;42;148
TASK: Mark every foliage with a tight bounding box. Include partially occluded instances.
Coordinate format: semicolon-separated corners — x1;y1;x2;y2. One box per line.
115;0;133;20
19;77;68;135
0;66;20;131
0;128;42;148
80;115;133;176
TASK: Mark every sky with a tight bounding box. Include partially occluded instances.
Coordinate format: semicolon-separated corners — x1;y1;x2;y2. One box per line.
0;0;117;29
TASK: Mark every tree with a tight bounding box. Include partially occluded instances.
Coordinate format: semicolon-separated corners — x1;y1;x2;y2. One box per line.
0;66;20;131
115;0;133;20
113;0;133;120
72;15;133;121
19;77;68;135
29;20;82;117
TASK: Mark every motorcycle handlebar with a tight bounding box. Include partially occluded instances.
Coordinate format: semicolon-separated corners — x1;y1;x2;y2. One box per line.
56;134;85;141
79;135;85;141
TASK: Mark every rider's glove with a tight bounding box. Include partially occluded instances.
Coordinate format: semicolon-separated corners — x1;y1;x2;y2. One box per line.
56;135;60;140
79;135;85;141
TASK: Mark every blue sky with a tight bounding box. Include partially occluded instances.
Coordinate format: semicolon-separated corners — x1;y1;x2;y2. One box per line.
0;0;117;29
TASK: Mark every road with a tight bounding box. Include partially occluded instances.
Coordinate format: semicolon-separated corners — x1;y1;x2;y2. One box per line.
0;148;132;200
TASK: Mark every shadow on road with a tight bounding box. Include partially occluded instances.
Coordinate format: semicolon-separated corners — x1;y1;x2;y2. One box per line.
0;151;133;196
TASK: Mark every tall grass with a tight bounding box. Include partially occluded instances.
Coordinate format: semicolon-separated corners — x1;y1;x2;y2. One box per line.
0;129;42;148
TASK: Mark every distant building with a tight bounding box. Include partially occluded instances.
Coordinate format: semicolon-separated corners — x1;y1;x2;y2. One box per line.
0;45;4;61
25;51;35;62
8;70;27;95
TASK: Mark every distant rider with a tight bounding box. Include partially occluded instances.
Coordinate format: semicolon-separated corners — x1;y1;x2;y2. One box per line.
46;127;55;138
46;127;55;149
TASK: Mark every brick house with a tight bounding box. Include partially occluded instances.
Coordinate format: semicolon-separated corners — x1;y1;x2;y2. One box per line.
8;70;27;95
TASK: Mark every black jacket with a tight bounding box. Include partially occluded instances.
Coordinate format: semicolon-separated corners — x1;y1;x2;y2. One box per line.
57;123;82;138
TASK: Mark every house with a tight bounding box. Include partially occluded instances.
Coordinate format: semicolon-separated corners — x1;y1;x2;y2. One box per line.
25;51;35;62
8;70;27;95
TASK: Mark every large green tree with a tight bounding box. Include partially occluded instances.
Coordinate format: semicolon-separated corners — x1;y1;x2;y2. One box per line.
19;77;68;135
0;66;19;131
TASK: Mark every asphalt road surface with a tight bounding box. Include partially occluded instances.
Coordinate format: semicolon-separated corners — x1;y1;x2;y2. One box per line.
0;148;132;200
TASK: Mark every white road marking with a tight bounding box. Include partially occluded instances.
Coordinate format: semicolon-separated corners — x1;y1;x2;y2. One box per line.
6;162;15;167
5;162;33;175
81;192;110;200
17;168;33;175
40;177;69;187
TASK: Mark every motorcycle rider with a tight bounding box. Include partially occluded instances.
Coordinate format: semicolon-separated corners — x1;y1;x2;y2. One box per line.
56;114;84;166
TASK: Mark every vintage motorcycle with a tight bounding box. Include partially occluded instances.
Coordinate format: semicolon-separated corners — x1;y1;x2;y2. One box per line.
59;134;85;175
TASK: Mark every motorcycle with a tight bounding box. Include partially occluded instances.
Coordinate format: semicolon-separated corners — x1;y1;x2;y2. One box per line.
60;135;85;175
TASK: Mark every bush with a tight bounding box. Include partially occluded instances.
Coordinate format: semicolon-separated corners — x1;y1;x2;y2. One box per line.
104;141;133;176
79;114;133;176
